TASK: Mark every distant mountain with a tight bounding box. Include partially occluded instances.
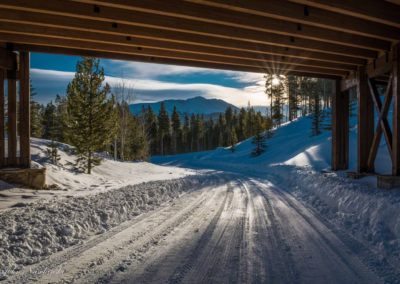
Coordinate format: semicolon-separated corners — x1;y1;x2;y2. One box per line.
130;96;239;116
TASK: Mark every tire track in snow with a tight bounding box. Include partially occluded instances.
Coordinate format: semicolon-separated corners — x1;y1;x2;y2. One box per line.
251;178;394;284
240;179;300;283
167;182;234;283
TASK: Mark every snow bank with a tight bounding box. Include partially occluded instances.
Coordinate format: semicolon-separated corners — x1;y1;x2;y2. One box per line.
30;138;195;193
267;165;400;270
0;174;222;279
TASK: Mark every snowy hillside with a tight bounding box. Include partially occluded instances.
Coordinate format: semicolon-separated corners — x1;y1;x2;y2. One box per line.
129;96;239;115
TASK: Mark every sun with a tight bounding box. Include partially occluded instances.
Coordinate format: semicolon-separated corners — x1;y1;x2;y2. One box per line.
272;77;280;85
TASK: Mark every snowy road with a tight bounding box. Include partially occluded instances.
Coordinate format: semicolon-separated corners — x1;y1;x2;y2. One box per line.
7;175;389;283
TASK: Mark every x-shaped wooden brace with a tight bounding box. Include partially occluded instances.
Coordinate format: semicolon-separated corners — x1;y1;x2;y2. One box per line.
367;74;393;172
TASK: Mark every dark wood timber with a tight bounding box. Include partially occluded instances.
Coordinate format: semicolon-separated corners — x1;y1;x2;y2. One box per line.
0;9;367;66
0;69;4;166
367;77;393;172
0;47;18;70
393;44;400;175
0;24;357;72
0;1;379;58
357;67;375;173
290;0;400;28
0;35;348;77
187;0;400;41
19;51;30;167
70;0;390;51
13;44;342;80
7;75;17;166
332;79;349;170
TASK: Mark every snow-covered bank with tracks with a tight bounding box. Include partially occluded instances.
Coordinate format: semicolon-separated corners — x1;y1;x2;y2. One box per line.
0;174;224;279
152;111;400;272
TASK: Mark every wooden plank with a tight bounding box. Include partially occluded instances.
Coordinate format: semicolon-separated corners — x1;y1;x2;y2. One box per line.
332;79;349;170
188;0;400;41
0;1;378;58
290;0;400;28
14;43;342;79
7;75;17;166
0;23;357;71
367;77;394;171
0;9;367;66
393;44;400;175
370;78;393;155
71;0;390;51
0;69;4;166
357;67;375;173
0;33;348;77
0;47;18;70
366;50;393;79
19;51;30;167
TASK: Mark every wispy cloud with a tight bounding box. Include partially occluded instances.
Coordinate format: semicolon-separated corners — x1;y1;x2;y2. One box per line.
31;66;268;107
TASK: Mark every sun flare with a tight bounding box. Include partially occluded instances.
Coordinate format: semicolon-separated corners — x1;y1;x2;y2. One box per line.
272;77;280;85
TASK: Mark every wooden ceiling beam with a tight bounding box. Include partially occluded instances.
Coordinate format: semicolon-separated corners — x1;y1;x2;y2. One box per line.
0;9;367;66
68;0;390;51
13;43;342;79
0;33;348;77
186;0;400;41
0;0;378;58
0;22;356;71
290;0;400;29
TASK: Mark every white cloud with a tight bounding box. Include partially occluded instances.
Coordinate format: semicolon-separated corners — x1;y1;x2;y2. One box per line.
104;60;238;78
31;67;268;107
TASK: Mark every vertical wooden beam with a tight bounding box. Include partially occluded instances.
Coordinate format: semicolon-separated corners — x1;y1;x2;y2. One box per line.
19;52;30;168
332;79;349;170
393;44;400;176
7;71;17;166
357;67;375;172
0;69;4;167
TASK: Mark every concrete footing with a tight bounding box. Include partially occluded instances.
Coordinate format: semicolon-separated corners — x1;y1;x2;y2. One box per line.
0;168;46;189
377;175;400;190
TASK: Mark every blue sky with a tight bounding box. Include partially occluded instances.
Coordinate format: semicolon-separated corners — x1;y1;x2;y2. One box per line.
30;53;267;107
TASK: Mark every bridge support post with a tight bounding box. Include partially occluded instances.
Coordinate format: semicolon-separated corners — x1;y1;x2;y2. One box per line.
332;79;349;170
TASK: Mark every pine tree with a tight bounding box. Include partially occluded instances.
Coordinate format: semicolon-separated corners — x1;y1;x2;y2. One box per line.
171;106;181;154
157;102;170;155
310;79;323;136
145;105;158;155
182;114;190;153
30;82;43;138
42;101;57;140
230;126;238;152
251;112;267;157
66;57;118;174
44;101;61;164
287;75;299;121
237;107;247;141
126;114;149;161
271;78;285;126
54;94;68;142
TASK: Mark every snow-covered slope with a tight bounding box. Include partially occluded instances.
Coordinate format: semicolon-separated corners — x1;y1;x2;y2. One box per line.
130;96;239;115
0;138;196;210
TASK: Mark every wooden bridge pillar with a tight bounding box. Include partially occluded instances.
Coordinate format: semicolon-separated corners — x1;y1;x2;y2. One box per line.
357;67;375;173
0;47;31;168
393;44;400;176
332;79;349;170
